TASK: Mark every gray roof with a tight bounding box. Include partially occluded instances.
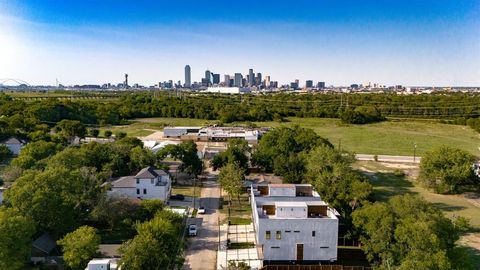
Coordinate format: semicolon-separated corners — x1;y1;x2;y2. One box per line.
111;176;136;188
135;166;168;179
32;233;56;254
0;137;24;144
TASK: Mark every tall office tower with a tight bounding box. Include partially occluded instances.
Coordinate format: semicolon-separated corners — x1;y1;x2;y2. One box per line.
184;65;191;88
124;74;129;89
234;73;243;87
205;70;211;86
212;74;220;84
272;81;278;88
229;79;234;87
255;73;262;86
248;69;254;86
295;79;299;85
306;80;313;88
224;75;231;86
264;75;271;89
317;81;326;89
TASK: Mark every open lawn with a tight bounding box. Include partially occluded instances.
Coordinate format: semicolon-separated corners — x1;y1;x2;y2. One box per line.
116;117;480;156
253;117;480;156
171;185;200;197
220;193;252;225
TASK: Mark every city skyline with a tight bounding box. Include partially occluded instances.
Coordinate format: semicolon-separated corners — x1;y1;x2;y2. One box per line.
0;0;479;86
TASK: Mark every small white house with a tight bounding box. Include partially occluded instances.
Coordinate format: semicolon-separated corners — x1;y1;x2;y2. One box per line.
109;166;171;201
85;259;121;270
0;137;25;155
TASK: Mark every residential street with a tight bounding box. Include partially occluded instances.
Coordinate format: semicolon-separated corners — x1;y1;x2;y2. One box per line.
182;180;221;270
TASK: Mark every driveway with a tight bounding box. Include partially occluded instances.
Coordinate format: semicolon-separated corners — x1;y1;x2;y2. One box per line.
183;180;221;270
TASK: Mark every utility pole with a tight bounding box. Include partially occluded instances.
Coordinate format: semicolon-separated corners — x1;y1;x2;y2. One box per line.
193;176;197;209
413;143;417;163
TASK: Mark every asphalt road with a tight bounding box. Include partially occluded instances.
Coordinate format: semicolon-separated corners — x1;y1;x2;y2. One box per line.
182;181;221;270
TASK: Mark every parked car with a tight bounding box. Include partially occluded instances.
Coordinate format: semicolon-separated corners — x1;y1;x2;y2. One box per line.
198;206;206;214
170;194;185;201
188;224;197;236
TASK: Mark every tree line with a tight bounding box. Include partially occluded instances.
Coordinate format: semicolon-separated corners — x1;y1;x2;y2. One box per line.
2;92;480;133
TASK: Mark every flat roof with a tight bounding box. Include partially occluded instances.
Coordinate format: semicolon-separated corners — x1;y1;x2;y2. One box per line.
275;201;307;207
269;184;295;188
164;126;202;129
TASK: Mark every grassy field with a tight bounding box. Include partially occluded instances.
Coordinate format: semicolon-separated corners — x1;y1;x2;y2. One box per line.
354;161;480;228
112;117;480;156
253;118;480;156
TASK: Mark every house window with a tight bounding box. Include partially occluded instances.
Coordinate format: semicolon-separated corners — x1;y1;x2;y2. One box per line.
151;179;154;184
136;179;139;184
276;231;281;240
312;231;316;237
265;231;271;240
143;189;147;194
136;189;140;194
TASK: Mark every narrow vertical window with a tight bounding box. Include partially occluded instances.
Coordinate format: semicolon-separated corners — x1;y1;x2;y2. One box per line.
143;189;147;194
265;231;271;240
136;189;140;194
312;231;316;237
276;231;281;240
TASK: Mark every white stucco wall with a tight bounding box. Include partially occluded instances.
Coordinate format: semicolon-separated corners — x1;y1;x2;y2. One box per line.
257;218;338;261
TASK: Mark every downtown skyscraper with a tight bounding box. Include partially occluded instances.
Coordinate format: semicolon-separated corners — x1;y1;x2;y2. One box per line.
184;65;191;88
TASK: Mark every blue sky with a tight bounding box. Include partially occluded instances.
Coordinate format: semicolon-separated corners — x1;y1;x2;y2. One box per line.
0;0;479;86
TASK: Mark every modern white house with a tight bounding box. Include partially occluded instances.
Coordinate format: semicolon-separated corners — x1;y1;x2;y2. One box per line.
250;184;339;263
0;137;26;155
85;259;121;270
108;166;171;201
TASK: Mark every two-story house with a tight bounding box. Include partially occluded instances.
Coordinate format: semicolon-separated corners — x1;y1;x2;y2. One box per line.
251;184;339;264
109;166;171;201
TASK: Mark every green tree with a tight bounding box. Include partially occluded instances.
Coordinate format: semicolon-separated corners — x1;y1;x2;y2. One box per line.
160;141;203;177
419;146;477;194
89;128;100;137
115;131;127;139
0;145;12;163
252;126;331;173
11;140;62;169
352;195;472;270
6;167;97;234
90;195;139;229
57;226;101;270
0;208;36;270
305;146;372;218
55;119;87;138
120;211;183;269
219;163;245;203
211;138;250;171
